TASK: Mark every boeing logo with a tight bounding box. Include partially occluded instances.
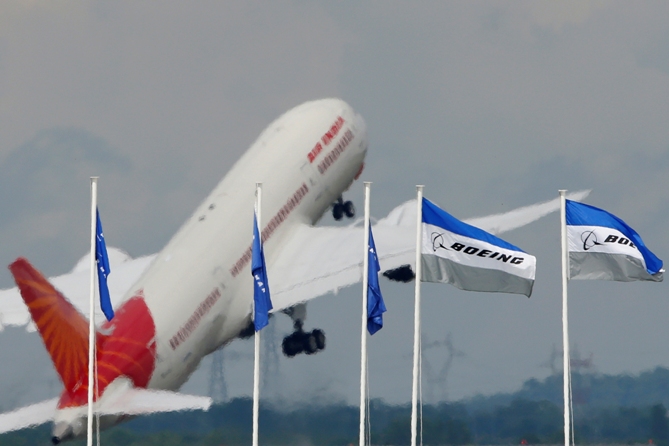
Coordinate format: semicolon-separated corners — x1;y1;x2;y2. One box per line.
430;232;524;265
580;231;603;251
579;231;636;250
431;232;448;252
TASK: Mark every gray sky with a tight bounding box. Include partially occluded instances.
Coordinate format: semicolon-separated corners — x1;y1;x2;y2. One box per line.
1;1;669;409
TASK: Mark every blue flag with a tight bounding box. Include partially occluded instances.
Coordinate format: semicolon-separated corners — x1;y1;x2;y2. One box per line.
367;226;386;335
252;213;273;331
566;200;663;282
96;209;114;321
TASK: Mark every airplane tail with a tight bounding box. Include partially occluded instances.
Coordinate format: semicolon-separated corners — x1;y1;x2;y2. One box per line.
8;258;103;394
2;258;212;438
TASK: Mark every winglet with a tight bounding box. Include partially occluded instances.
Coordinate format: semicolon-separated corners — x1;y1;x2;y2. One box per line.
9;258;102;394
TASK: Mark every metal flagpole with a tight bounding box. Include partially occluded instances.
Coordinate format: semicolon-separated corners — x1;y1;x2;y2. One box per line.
359;182;371;446
87;177;98;446
252;182;262;446
559;190;571;446
411;185;424;446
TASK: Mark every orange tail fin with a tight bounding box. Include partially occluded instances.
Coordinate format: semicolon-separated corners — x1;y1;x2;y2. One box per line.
9;258;103;393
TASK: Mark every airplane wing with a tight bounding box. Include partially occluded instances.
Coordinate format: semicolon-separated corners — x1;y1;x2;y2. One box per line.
0;191;589;329
0;250;156;331
269;190;590;312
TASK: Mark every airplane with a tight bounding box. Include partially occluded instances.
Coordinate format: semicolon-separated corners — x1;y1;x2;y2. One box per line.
0;98;589;443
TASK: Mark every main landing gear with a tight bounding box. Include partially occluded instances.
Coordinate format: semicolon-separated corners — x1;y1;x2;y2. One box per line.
281;304;326;357
281;326;326;357
332;196;355;221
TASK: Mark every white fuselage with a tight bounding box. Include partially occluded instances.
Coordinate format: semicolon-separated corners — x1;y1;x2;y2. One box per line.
133;98;367;392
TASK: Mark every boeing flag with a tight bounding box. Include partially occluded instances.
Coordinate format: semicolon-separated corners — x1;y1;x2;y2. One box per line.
252;213;273;331
421;198;536;297
566;200;663;282
96;209;114;321
367;226;387;335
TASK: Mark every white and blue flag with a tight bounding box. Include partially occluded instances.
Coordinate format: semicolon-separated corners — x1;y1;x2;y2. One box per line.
421;198;536;297
252;213;273;331
96;208;114;321
566;200;663;282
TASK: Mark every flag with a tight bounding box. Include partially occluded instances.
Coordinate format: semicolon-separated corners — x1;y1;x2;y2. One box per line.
367;226;386;335
252;213;273;331
96;209;114;321
420;198;536;297
566;199;663;282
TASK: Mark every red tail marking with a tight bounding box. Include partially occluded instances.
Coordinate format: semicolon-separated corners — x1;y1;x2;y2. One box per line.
9;258;104;393
9;258;158;409
57;295;157;409
97;296;156;389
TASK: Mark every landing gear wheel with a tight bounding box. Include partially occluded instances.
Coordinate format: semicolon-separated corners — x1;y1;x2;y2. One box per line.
332;204;344;221
312;329;326;351
304;332;318;355
343;201;355;218
282;333;304;357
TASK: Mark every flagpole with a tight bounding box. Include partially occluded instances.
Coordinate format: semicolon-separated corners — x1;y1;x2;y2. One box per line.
253;182;262;446
559;190;571;446
359;182;371;446
87;177;98;446
411;185;424;446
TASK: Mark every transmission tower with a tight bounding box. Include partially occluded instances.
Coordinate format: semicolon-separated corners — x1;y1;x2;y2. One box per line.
261;316;280;397
421;332;465;404
208;348;228;403
540;343;561;376
540;343;596;376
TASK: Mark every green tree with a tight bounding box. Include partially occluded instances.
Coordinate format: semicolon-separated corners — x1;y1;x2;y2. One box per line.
650;403;669;446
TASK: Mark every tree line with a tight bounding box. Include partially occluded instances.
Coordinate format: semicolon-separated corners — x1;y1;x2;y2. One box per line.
3;367;669;445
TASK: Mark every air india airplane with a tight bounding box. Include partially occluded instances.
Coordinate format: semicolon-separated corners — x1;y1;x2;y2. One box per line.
0;98;589;443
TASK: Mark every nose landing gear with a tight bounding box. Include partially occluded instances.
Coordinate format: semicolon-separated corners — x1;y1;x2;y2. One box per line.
332;196;355;221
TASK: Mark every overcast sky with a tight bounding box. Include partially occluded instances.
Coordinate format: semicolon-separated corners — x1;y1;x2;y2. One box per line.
1;1;669;410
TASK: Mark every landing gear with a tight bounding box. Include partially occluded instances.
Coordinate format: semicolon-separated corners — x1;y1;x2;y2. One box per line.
282;328;326;357
332;196;355;221
312;328;326;350
281;304;326;357
344;201;355;218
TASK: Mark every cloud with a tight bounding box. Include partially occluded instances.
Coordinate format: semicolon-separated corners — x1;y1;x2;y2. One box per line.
0;128;132;283
525;0;609;31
